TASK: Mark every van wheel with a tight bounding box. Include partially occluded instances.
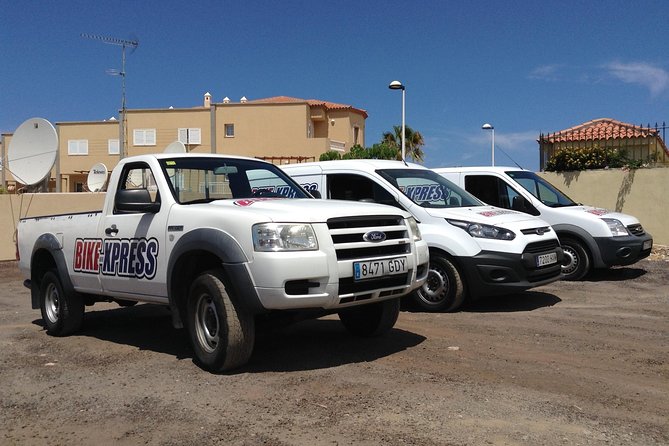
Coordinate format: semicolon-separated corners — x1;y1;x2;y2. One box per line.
40;270;84;336
413;254;465;312
186;270;255;372
560;237;590;281
338;298;400;337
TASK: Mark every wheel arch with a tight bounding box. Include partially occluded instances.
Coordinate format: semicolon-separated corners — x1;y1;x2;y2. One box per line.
166;228;265;329
552;224;603;267
29;234;75;310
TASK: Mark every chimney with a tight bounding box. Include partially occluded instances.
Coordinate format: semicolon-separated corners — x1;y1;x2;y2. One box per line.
223;97;230;104
240;96;247;103
204;92;212;108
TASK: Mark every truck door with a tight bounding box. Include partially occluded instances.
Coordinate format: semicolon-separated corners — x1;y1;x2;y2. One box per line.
99;161;169;300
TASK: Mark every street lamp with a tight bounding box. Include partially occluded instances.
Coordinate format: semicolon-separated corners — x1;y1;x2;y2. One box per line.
482;123;495;166
389;80;406;160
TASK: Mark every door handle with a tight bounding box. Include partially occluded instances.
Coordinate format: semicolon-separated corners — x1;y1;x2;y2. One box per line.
105;225;119;236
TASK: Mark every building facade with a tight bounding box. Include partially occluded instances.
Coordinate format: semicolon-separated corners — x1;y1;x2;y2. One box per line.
1;93;367;192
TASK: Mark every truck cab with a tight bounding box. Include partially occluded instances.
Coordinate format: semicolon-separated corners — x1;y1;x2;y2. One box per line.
436;166;653;280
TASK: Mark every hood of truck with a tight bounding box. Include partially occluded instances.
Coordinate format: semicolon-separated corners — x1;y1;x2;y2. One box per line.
421;205;551;229
548;205;640;225
203;198;410;222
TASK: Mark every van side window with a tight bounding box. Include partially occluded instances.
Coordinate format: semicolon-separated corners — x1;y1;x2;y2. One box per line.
464;175;522;210
327;174;401;209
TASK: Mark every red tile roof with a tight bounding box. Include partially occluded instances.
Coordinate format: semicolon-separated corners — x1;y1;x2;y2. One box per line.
248;96;368;118
545;118;661;142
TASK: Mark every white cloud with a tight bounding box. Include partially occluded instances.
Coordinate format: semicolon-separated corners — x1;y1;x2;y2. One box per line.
528;64;564;81
605;61;669;96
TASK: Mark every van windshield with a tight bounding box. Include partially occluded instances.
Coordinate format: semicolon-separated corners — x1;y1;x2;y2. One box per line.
159;157;311;204
377;169;483;208
506;170;576;207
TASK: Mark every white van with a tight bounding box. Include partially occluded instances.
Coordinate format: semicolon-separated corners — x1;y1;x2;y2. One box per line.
435;166;653;280
281;160;563;312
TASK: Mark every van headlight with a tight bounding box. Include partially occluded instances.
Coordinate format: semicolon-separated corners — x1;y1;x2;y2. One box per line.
407;217;422;241
603;218;629;237
447;219;516;241
253;223;318;251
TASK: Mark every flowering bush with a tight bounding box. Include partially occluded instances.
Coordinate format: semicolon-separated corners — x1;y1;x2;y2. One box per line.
545;147;645;171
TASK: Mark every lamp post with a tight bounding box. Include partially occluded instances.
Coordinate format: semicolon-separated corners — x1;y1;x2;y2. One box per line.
482;123;495;166
389;80;406;160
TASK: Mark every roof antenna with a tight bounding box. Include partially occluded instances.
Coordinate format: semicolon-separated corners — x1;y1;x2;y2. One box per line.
81;33;139;160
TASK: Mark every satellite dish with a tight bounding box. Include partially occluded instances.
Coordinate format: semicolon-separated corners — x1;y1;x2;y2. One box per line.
86;163;108;192
164;141;186;153
8;118;58;186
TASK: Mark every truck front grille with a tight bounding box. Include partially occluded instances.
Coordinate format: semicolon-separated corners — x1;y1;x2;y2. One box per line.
524;240;560;254
627;224;645;236
327;215;411;261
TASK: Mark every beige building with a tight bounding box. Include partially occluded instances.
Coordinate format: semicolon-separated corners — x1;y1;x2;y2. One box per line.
1;93;367;192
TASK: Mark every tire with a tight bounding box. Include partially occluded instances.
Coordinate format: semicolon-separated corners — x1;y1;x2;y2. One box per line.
186;270;255;372
560;237;591;281
412;253;465;312
338;297;400;337
40;270;84;336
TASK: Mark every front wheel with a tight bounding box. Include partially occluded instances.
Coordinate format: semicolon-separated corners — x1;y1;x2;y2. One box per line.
560;237;591;281
40;270;84;336
338;298;400;337
412;254;465;312
186;270;255;372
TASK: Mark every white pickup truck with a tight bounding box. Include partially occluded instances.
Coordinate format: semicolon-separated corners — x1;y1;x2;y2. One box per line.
436;166;653;280
281;160;563;312
17;153;428;372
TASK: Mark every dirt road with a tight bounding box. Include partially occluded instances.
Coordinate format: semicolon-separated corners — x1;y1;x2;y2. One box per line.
1;259;667;446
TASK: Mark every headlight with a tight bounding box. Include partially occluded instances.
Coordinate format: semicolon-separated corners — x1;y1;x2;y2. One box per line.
603;218;629;237
447;219;516;241
253;223;318;251
407;217;422;241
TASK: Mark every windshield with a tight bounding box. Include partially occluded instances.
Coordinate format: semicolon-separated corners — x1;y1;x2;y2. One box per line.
377;168;483;208
506;170;576;207
159;157;311;204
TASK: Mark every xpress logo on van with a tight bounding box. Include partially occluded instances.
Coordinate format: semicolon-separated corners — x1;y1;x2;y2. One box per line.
73;237;159;279
400;184;448;203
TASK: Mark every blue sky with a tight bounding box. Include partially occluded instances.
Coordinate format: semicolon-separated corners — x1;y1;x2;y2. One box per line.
2;0;668;171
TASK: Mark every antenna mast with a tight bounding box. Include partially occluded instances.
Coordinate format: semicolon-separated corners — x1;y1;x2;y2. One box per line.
81;33;139;160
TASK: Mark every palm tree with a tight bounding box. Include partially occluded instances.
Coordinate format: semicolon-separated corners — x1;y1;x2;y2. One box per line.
382;125;425;162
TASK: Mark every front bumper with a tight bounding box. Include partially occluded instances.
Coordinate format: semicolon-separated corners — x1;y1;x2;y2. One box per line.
594;233;652;267
457;247;563;298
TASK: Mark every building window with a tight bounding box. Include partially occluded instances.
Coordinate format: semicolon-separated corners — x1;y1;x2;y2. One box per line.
108;139;120;155
178;128;202;145
353;126;360;146
68;139;88;155
225;124;235;138
133;129;156;146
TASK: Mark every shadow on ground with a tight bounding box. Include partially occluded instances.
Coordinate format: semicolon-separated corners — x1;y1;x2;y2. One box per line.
464;291;561;313
33;304;426;374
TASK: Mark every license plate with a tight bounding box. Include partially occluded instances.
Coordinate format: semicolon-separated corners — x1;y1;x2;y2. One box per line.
536;252;558;267
643;240;652;250
354;257;407;281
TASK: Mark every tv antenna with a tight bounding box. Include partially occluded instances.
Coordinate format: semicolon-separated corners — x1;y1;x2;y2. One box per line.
81;33;139;160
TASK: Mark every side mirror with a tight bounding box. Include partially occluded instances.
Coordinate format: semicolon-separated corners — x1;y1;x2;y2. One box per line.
512;195;540;216
115;189;160;214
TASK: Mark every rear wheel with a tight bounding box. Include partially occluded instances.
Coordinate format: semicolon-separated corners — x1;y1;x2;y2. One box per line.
560;237;590;281
412;253;465;312
338;298;400;337
40;270;84;336
186;270;255;372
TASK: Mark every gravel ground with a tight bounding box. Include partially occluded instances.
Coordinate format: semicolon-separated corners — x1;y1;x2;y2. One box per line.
0;253;667;446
